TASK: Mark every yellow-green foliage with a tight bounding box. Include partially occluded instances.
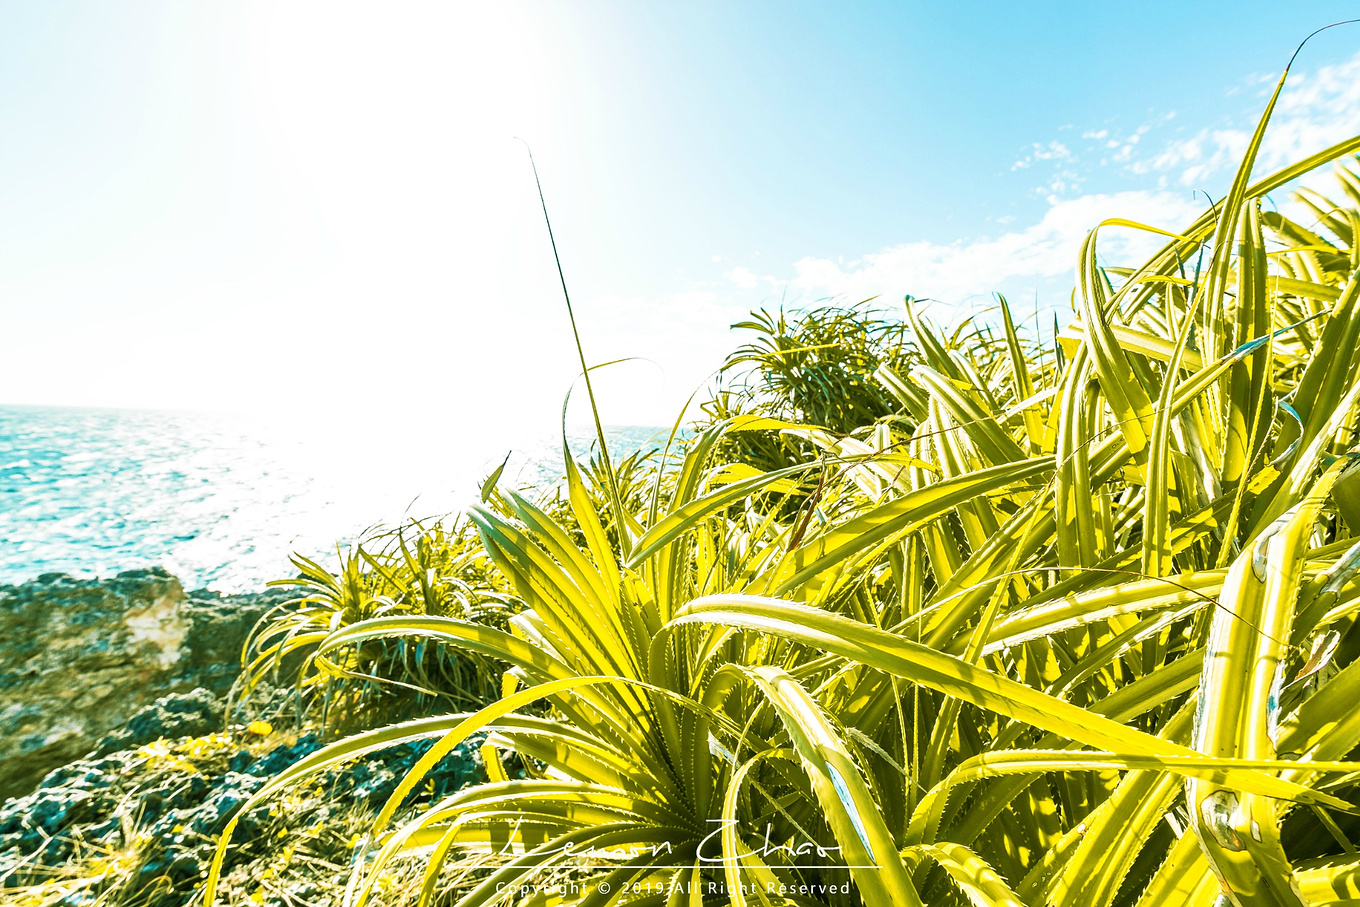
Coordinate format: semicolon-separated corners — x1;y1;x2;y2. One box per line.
234;518;519;730
212;64;1360;907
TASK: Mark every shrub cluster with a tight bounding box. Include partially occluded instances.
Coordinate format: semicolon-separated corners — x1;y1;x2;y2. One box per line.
212;79;1360;907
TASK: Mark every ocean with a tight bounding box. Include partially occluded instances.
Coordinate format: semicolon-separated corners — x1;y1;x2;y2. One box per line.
0;405;667;593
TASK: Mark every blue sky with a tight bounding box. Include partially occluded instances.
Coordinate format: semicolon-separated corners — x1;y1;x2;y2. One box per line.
2;0;1358;434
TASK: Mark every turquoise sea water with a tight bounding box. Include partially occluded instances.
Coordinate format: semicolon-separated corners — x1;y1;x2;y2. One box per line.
0;405;666;593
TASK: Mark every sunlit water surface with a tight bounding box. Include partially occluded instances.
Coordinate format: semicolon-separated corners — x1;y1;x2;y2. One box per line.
0;406;666;592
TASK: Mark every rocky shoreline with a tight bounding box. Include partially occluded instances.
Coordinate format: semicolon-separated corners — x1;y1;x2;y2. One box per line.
0;569;491;905
0;568;294;800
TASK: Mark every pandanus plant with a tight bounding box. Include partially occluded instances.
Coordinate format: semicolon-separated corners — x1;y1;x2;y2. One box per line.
208;37;1360;907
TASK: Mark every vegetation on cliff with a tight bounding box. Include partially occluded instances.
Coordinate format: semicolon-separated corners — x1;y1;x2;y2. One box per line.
200;64;1360;907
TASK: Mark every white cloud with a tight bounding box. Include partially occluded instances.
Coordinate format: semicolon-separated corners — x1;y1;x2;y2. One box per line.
1131;53;1360;188
727;266;759;289
1012;140;1072;170
786;190;1204;307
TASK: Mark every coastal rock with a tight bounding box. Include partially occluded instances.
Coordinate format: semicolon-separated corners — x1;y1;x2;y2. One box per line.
179;589;286;692
92;688;224;757
0;569;293;800
0;726;491;902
